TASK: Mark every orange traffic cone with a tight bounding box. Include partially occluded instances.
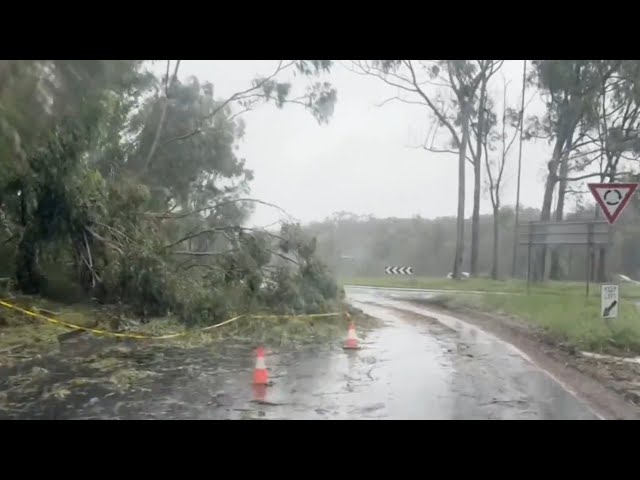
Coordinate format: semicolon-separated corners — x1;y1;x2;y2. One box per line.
343;321;360;349
253;347;269;385
252;384;268;403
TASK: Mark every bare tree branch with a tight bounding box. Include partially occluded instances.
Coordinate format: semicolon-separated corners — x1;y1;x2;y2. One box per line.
405;60;461;145
375;96;428;108
565;188;589;195
406;143;474;164
561;170;634;182
160;61;296;148
228;107;252;122
350;61;421;95
143;197;298;223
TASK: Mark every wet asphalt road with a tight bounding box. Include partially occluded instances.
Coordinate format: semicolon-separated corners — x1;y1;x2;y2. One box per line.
233;286;598;420
0;286;601;419
341;287;599;420
154;286;599;419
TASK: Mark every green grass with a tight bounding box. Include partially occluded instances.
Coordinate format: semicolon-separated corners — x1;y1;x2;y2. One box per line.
342;276;640;354
342;276;640;299
428;293;640;354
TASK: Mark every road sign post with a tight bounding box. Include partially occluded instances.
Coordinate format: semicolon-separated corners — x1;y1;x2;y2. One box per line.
518;220;611;296
601;284;619;319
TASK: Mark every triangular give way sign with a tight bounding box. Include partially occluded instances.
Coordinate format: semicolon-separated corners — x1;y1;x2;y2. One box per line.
588;183;639;224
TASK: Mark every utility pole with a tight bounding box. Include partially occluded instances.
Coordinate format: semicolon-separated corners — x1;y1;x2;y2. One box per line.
511;59;527;278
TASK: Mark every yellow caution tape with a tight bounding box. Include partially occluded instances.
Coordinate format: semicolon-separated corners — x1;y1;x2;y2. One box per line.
250;313;341;319
0;299;344;341
0;299;245;340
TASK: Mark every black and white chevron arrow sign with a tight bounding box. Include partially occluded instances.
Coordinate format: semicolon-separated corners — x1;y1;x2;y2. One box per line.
385;266;413;275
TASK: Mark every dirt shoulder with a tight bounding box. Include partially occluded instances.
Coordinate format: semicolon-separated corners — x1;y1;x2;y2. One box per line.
412;299;640;420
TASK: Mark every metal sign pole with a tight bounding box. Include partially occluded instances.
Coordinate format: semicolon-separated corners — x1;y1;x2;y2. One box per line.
526;222;532;295
586;222;593;298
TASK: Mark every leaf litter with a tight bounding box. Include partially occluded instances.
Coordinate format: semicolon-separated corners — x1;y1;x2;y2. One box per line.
0;302;380;419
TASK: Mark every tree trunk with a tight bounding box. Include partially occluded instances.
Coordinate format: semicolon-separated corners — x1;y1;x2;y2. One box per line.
470;75;488;278
491;206;500;279
536;161;558;282
20;185;27;226
536;130;573;281
549;138;571;280
15;224;42;294
452;103;471;280
471;156;481;277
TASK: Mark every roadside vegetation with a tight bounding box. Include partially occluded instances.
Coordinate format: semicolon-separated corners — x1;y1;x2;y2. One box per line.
426;293;640;355
340;276;640;354
342;276;640;299
0;60;351;352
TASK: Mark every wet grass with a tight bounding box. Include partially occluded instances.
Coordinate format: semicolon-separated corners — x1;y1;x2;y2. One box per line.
427;293;640;355
343;276;640;299
0;293;379;371
0;294;374;352
132;309;379;349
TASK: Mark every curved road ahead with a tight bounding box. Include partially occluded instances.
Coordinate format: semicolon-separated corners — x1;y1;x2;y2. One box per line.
329;286;600;420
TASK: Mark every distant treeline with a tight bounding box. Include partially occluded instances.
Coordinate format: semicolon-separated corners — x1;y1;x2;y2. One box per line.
305;202;640;282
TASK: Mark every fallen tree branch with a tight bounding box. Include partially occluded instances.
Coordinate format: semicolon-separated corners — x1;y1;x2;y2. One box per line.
85;227;124;255
269;250;299;265
0;344;25;355
143;197;297;222
171;250;235;256
163;227;237;250
2;233;17;245
163;225;288;251
83;230;98;288
95;222;135;245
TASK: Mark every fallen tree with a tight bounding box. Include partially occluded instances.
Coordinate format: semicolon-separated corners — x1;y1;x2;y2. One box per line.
0;60;340;325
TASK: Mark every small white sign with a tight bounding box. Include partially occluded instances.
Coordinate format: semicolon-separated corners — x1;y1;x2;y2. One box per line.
601;284;619;319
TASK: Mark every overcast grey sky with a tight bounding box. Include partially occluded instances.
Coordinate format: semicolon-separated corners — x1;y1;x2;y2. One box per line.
167;60;558;227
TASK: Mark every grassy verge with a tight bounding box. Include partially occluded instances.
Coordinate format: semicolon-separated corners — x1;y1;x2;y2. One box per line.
425;293;640;355
343;276;640;299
